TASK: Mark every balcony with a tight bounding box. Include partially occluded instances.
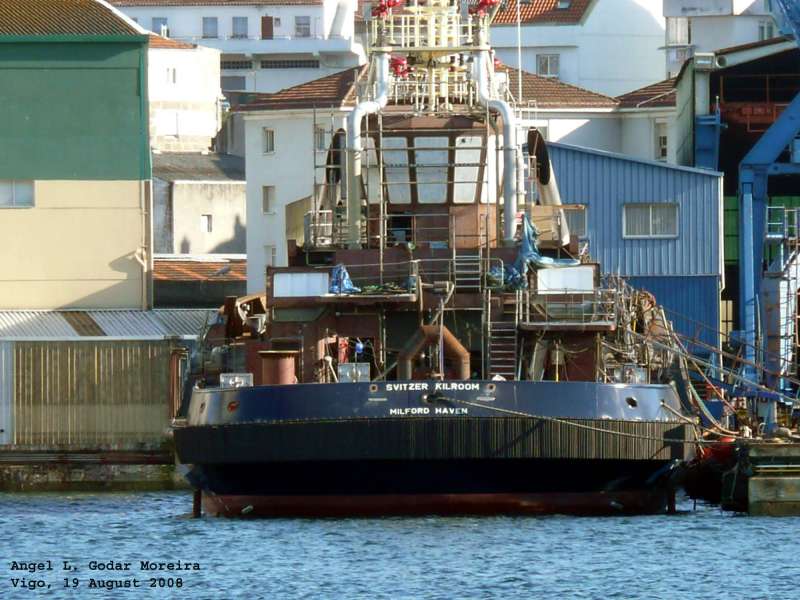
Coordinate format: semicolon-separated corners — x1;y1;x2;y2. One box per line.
175;34;360;57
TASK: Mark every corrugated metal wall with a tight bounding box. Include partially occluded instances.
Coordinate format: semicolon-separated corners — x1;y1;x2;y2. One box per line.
549;144;723;278
10;341;172;448
627;276;721;349
0;342;12;445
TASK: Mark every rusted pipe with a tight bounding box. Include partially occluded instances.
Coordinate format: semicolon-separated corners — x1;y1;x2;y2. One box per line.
398;325;470;380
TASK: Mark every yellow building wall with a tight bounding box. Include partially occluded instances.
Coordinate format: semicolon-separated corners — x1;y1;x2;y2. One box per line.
0;181;150;309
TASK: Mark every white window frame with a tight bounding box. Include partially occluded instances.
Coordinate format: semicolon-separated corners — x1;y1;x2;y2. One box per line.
202;16;218;39
295;16;311;38
264;245;277;268
0;180;34;208
262;186;276;214
200;214;213;233
232;16;248;39
564;207;587;239
655;121;668;162
536;54;560;79
758;19;775;41
623;203;679;239
262;128;275;154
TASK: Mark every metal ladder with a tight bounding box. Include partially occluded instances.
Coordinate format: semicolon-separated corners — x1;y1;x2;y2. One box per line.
453;248;482;292
486;290;518;379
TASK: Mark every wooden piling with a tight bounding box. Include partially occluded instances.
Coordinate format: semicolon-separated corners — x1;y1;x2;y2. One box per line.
192;489;202;518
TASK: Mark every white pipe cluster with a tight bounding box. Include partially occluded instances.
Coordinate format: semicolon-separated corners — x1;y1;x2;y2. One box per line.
346;52;390;248
472;50;521;244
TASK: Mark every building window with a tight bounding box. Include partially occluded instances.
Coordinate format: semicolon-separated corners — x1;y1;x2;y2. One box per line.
166;67;177;84
152;17;168;36
202;17;218;39
200;214;213;233
623;204;678;238
556;0;571;8
232;16;248;39
295;16;311;38
221;76;247;90
264;245;277;268
221;60;252;70
564;207;586;238
758;20;775;41
0;180;34;208
314;127;326;151
262;186;276;213
655;122;668;162
262;128;275;154
536;54;559;78
666;17;690;46
260;59;320;69
764;0;773;12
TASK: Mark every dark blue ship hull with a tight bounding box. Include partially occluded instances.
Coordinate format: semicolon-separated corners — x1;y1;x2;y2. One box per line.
174;380;692;516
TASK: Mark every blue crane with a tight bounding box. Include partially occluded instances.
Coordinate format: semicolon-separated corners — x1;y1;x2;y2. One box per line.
738;0;800;427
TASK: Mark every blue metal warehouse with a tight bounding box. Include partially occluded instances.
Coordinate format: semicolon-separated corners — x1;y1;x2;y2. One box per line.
548;143;724;349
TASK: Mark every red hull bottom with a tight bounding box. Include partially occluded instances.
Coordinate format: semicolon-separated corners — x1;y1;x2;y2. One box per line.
200;490;671;517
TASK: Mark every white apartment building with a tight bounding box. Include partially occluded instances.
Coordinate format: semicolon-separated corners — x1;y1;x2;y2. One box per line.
490;0;667;97
664;0;781;76
148;35;224;151
112;0;366;93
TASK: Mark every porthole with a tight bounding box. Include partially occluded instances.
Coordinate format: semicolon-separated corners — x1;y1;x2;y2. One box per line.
626;397;638;408
370;384;378;393
487;383;496;392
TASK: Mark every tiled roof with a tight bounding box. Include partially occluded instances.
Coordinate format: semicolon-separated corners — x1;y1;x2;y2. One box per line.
0;0;142;36
240;64;614;112
148;33;195;49
153;152;245;182
153;257;247;282
616;78;676;109
0;309;216;339
498;64;617;108
491;0;592;25
238;66;365;111
112;1;321;6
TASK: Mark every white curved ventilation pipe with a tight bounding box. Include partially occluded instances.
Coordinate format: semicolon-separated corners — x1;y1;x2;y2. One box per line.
472;50;521;244
346;52;390;248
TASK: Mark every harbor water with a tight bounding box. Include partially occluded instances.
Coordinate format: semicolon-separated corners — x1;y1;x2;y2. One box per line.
1;491;798;599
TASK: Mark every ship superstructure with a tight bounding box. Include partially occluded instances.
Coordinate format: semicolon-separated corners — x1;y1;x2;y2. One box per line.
173;0;696;516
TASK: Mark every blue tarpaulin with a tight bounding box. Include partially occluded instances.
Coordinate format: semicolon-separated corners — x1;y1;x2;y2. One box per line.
329;264;361;294
490;214;580;290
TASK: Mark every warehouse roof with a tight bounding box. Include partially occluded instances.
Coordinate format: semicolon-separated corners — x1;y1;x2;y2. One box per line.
0;0;144;37
153;153;245;182
0;309;218;340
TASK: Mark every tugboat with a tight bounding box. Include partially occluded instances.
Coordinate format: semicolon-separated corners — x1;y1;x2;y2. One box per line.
173;0;694;516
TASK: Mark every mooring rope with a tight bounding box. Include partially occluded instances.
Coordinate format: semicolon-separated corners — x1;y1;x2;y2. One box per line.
441;396;700;445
